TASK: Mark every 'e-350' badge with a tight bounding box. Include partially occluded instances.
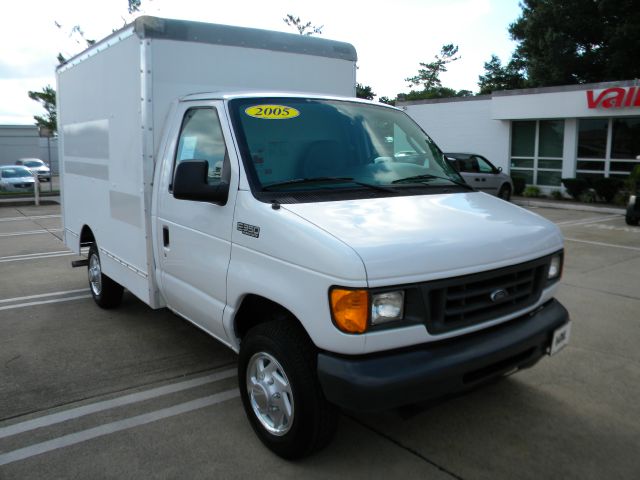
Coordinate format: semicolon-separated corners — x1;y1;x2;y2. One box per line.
237;222;260;238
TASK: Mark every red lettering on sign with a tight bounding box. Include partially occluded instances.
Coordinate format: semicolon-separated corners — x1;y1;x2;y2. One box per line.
587;86;640;109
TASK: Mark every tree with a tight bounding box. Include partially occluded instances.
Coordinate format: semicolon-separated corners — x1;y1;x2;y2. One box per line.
477;54;527;94
27;86;57;133
405;44;460;91
28;0;143;132
508;0;640;86
356;83;375;100
283;14;323;36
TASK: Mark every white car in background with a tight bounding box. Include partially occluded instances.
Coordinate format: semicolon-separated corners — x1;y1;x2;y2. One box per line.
0;165;36;192
16;158;51;182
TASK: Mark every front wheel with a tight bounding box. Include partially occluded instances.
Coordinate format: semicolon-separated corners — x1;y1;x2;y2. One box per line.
238;319;338;459
88;244;124;309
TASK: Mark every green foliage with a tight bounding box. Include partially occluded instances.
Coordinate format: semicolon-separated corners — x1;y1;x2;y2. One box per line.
27;86;57;134
592;177;624;203
396;87;471;102
283;14;323;36
561;178;590;200
128;0;142;13
405;44;459;91
509;0;640;86
523;185;541;197
579;190;597;203
356;83;375;100
626;165;640;193
378;96;395;106
512;177;526;196
551;190;564;200
478;54;528;94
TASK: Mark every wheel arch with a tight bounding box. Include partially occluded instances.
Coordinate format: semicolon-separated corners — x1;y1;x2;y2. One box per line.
233;294;311;345
79;224;96;250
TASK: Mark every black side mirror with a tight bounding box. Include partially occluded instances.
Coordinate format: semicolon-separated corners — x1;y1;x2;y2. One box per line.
496;166;503;173
173;160;229;205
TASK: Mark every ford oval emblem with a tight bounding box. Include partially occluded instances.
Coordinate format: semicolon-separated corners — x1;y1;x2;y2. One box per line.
490;289;508;302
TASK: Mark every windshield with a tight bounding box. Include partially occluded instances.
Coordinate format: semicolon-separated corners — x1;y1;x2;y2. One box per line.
228;98;463;196
22;160;43;167
1;167;33;178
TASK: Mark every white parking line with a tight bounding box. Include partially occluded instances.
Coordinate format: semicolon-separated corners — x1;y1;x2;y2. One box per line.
0;214;61;223
0;368;236;439
565;238;640;252
0;289;89;304
0;389;240;466
0;295;92;311
0;252;75;263
556;215;617;226
0;229;63;237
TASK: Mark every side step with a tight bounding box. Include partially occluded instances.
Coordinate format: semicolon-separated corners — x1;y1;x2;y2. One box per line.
71;259;89;268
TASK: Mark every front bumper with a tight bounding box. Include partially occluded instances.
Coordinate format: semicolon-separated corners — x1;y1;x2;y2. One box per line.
317;299;569;411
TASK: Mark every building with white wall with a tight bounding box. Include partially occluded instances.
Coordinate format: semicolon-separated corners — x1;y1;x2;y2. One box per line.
0;125;59;173
401;79;640;192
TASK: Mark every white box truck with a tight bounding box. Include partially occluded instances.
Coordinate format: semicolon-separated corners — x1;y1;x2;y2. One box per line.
58;16;571;459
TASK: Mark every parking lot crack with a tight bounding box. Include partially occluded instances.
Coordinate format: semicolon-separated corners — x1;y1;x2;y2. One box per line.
4;355;21;368
346;414;465;480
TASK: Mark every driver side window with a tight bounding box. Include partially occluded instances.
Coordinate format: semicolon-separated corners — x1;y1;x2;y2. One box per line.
475;156;494;173
174;108;228;187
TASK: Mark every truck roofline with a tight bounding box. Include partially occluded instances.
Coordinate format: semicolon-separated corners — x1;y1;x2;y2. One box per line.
179;91;402;110
57;16;357;74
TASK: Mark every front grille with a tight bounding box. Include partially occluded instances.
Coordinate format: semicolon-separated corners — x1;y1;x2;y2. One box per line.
420;256;550;334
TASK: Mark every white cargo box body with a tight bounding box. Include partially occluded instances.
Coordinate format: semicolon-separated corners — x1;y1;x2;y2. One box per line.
57;16;357;307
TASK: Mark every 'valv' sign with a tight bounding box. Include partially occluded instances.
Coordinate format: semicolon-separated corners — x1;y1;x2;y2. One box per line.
587;87;640;109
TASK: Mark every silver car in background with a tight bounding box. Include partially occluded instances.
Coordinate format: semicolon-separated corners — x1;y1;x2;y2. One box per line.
15;158;51;182
0;165;36;192
445;153;514;201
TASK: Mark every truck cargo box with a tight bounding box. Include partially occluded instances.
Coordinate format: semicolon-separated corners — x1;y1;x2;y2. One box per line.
57;16;358;307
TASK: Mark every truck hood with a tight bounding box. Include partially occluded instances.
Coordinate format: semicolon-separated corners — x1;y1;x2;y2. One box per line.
283;192;563;285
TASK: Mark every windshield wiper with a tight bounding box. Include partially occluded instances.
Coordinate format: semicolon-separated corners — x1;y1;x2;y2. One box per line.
391;174;473;190
263;177;396;193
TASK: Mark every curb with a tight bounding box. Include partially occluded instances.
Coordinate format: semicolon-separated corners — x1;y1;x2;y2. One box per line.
513;198;625;215
0;197;61;207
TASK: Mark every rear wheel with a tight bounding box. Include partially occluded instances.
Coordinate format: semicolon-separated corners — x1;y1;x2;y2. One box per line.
88;244;124;309
498;184;512;201
238;318;339;459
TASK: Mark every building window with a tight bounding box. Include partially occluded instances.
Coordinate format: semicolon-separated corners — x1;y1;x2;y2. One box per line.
511;120;564;186
577;117;640;180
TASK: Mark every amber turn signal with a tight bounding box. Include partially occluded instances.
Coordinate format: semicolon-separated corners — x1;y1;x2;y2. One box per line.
330;288;369;334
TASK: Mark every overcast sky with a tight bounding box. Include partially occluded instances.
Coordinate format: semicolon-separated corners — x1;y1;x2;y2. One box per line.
0;0;522;125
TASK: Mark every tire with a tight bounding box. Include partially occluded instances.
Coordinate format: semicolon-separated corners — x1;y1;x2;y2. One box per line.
626;210;639;226
88;244;124;309
498;184;512;201
238;318;339;459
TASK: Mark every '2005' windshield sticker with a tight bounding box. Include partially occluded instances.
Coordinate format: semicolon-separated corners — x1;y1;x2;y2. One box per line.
245;105;300;120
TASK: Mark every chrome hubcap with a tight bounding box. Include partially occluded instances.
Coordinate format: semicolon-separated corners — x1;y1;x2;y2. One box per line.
88;253;102;296
246;352;294;436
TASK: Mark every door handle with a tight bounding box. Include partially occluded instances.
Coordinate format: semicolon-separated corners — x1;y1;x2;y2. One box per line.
163;226;170;247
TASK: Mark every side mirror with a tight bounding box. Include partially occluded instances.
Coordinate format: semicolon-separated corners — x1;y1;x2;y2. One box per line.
173;160;229;205
497;166;503;173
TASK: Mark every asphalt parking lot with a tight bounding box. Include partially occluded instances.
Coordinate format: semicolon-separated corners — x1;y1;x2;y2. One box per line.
0;202;639;479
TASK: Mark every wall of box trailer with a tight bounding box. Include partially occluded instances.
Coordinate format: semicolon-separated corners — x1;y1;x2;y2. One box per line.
58;33;155;305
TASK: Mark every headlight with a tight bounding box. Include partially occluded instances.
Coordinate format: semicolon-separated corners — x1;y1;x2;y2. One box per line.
371;291;405;325
548;253;563;281
330;288;406;333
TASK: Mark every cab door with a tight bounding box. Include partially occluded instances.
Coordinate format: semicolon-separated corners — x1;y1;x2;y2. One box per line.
154;102;238;342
